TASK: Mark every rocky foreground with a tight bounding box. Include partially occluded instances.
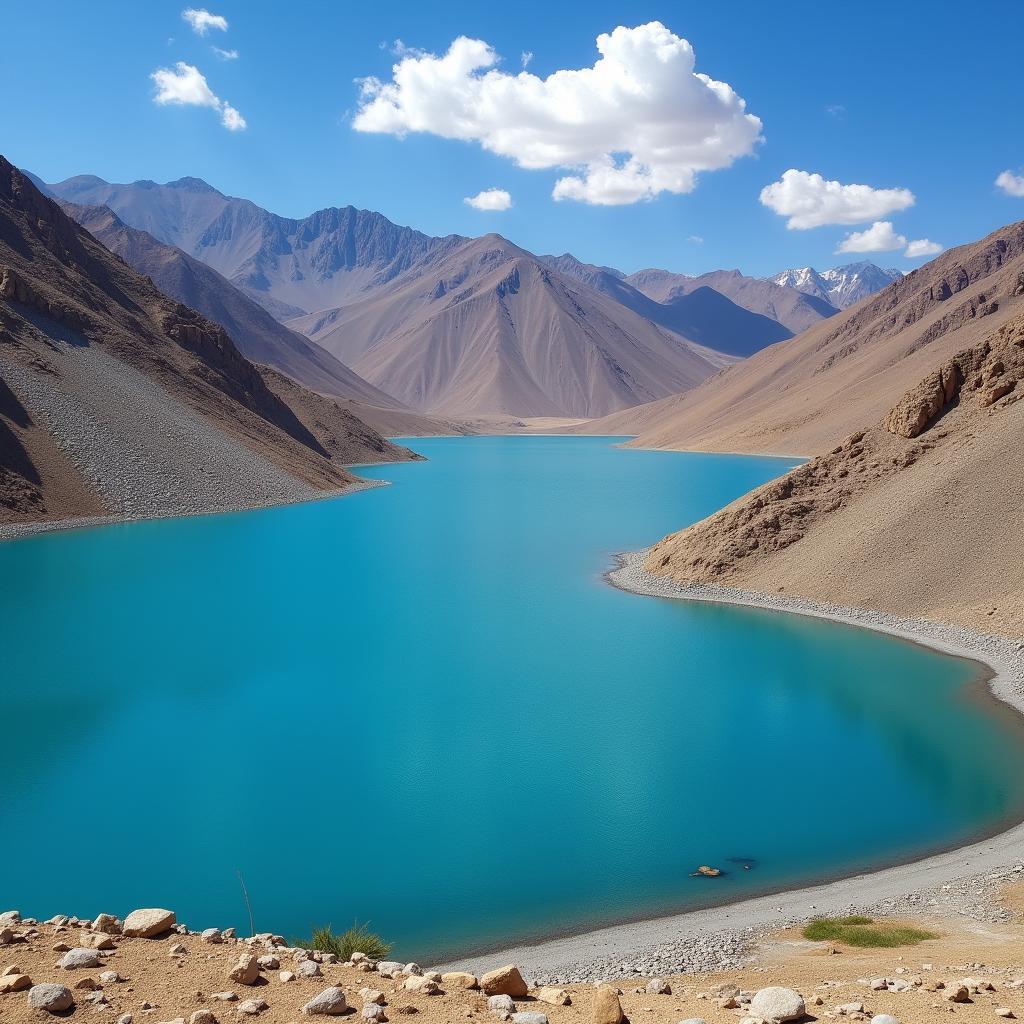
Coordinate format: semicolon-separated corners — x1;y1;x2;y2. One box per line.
3;897;1024;1024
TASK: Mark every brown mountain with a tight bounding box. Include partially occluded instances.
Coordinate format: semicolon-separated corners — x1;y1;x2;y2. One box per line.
0;157;416;531
62;202;404;409
291;234;735;417
589;220;1024;456
626;267;839;334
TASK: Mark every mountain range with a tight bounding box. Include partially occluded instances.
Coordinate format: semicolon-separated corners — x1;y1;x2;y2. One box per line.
771;262;903;309
37;173;901;419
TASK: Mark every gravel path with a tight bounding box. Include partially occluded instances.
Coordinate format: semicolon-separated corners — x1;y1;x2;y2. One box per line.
441;550;1024;984
0;344;353;540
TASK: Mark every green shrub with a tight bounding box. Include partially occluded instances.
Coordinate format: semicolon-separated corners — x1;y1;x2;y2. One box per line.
803;916;936;947
303;922;392;961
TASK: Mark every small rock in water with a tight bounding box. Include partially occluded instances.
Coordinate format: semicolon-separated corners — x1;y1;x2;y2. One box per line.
691;865;723;877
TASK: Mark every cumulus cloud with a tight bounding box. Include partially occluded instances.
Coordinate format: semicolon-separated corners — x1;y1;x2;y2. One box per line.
761;169;915;229
213;46;239;60
150;62;246;130
464;188;513;211
182;8;227;34
996;170;1024;197
353;22;763;206
904;238;943;258
836;220;907;253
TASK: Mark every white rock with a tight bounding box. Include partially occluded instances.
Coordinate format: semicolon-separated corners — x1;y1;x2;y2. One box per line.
58;947;103;969
123;908;176;938
28;983;75;1013
303;987;349;1016
750;987;806;1023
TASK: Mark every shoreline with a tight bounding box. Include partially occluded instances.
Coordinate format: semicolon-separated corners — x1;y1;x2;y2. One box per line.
0;475;393;544
442;549;1024;982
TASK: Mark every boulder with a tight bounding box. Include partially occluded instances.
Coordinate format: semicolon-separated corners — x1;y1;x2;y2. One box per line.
0;926;14;945
228;955;260;986
297;959;322;978
123;908;176;938
441;971;478;990
303;987;349;1016
750;987;805;1023
28;983;75;1013
593;985;623;1024
0;973;31;993
58;947;103;969
377;962;403;978
488;994;516;1014
481;965;528;997
402;975;440;994
92;914;122;934
360;989;386;1005
536;987;570;1005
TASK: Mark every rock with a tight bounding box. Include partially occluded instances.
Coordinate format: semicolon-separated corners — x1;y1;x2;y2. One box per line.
360;989;386;1005
692;865;722;877
0;911;21;926
377;962;403;977
679;1020;708;1024
995;1010;1015;1019
123;908;177;938
647;978;672;995
74;977;98;990
0;973;31;993
190;1012;219;1024
212;992;239;1001
59;947;103;969
80;931;117;950
885;363;960;438
228;955;260;986
28;982;75;1013
297;959;322;978
303;987;349;1015
170;942;189;956
118;1015;133;1024
202;929;224;944
92;914;122;934
871;1016;900;1024
512;1014;548;1024
423;971;442;983
749;987;806;1023
536;987;571;1005
363;1006;388;1022
402;976;440;994
236;998;268;1016
279;971;296;983
481;965;528;998
0;927;15;946
488;994;516;1014
101;971;124;983
395;1007;418;1016
947;986;971;1003
256;955;279;970
441;972;478;990
837;1003;865;1015
593;985;624;1024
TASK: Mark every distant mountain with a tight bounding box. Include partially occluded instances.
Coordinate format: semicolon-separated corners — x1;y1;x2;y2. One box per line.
62;202;405;410
43;175;740;418
770;261;903;310
540;254;792;357
291;234;735;417
0;156;416;530
625;267;839;335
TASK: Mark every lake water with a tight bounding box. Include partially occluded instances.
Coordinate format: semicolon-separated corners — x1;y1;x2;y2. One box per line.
2;435;1023;960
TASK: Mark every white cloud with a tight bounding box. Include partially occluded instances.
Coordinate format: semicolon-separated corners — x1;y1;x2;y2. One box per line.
687;234;703;243
520;51;533;69
904;238;943;258
182;8;228;35
150;62;246;131
464;188;513;211
836;220;906;253
213;47;239;60
996;170;1024;197
761;169;915;229
353;22;763;206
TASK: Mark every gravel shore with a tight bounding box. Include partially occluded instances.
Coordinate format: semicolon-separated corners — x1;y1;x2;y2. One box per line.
443;549;1024;985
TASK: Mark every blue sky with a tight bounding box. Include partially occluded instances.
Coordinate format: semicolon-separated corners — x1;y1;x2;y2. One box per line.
4;0;1022;276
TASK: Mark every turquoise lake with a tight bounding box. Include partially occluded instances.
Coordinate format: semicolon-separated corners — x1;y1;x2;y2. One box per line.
2;435;1024;959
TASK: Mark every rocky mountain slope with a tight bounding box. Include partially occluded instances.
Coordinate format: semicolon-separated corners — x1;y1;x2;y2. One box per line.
0;157;416;532
585;219;1024;457
771;262;903;309
643;308;1024;635
62;202;403;409
626;267;840;334
290;234;735;416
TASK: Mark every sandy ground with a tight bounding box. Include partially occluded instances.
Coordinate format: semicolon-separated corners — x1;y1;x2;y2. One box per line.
3;893;1024;1024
